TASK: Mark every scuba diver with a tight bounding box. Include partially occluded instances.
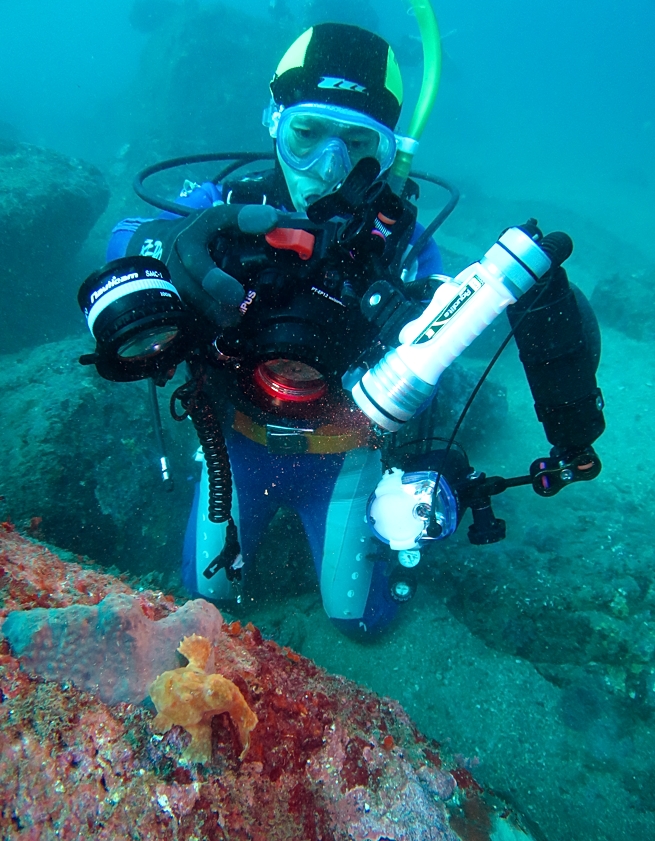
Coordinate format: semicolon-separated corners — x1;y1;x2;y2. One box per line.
79;18;605;637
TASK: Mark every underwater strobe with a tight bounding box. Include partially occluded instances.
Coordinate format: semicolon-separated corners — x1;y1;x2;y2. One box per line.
352;225;570;430
78;255;197;382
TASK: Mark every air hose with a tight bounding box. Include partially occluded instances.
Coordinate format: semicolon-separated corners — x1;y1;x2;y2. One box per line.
171;378;242;581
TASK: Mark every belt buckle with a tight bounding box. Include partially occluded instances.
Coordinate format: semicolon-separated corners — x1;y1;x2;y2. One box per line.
265;424;314;455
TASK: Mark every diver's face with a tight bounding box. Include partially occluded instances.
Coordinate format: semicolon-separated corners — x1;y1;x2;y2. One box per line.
271;103;395;213
277;146;349;213
285;113;381;167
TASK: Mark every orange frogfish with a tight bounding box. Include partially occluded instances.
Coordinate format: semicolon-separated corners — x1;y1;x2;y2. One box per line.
148;633;258;763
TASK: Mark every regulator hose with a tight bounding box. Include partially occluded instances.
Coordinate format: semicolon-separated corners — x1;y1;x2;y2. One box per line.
170;378;242;581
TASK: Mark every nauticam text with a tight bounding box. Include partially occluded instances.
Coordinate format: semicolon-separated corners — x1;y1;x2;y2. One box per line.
90;272;138;305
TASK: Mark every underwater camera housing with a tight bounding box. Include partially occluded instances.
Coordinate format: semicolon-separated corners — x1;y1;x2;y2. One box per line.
218;163;424;417
78;256;199;382
207;211;392;417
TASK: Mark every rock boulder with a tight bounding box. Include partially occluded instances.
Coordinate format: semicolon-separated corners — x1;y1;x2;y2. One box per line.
0;140;110;352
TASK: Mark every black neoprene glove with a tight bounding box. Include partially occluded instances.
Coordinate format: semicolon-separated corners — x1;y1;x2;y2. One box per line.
127;203;279;328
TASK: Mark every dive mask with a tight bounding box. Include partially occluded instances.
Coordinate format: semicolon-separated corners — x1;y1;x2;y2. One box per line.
266;102;397;178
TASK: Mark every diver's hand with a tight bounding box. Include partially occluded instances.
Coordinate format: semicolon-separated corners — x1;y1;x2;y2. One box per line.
172;204;278;328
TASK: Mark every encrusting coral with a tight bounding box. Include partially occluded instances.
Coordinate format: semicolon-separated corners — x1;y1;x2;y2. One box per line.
149;633;258;763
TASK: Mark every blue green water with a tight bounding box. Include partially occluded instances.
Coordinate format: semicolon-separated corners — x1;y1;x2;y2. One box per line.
0;1;654;839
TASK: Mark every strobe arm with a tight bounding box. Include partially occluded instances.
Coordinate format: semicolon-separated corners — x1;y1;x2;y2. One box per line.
454;445;603;544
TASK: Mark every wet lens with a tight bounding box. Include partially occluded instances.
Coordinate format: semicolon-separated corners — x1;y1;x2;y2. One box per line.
117;326;180;359
78;255;196;381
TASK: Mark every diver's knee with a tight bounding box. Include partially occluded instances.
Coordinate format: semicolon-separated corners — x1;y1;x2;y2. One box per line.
325;579;400;639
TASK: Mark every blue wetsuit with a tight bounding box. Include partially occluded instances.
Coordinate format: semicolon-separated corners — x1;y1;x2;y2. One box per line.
108;180;442;636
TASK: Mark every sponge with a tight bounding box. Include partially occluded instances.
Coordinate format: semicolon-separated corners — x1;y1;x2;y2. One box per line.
3;593;223;704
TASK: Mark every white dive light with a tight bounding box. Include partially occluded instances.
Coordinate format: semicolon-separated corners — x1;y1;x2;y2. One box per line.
351;227;552;431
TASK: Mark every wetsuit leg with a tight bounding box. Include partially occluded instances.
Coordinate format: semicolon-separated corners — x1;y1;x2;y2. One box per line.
182;457;241;600
181;436;276;601
183;437;398;635
295;448;398;637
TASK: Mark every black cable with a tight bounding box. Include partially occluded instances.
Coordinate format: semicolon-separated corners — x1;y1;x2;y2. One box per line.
147;379;174;491
392;435;468;461
132;154;458;252
429;281;552;522
132;152;274;216
170;378;242;582
211;157;273;186
170;379;233;523
402;172;460;273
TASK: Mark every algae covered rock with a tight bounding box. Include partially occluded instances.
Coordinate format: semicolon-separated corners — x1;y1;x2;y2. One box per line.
0;139;109;352
0;336;196;580
0;528;524;841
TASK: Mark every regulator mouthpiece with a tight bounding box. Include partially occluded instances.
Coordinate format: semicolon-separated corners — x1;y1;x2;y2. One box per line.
352;225;553;430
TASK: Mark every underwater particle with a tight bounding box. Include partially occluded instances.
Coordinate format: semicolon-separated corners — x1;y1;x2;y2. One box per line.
149;633;258;763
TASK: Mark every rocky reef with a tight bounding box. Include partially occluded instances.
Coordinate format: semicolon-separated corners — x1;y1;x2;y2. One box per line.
0;335;506;591
591;267;655;341
118;1;292;164
0;526;525;841
0;336;198;582
0;140;109;353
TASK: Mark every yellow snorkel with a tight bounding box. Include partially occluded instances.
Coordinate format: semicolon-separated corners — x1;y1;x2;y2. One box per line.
388;0;442;195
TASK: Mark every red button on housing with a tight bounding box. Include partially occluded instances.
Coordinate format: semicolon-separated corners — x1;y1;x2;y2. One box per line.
265;228;315;260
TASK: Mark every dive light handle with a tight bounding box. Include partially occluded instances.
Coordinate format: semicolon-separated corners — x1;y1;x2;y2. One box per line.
352;226;554;431
397;226;552;383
